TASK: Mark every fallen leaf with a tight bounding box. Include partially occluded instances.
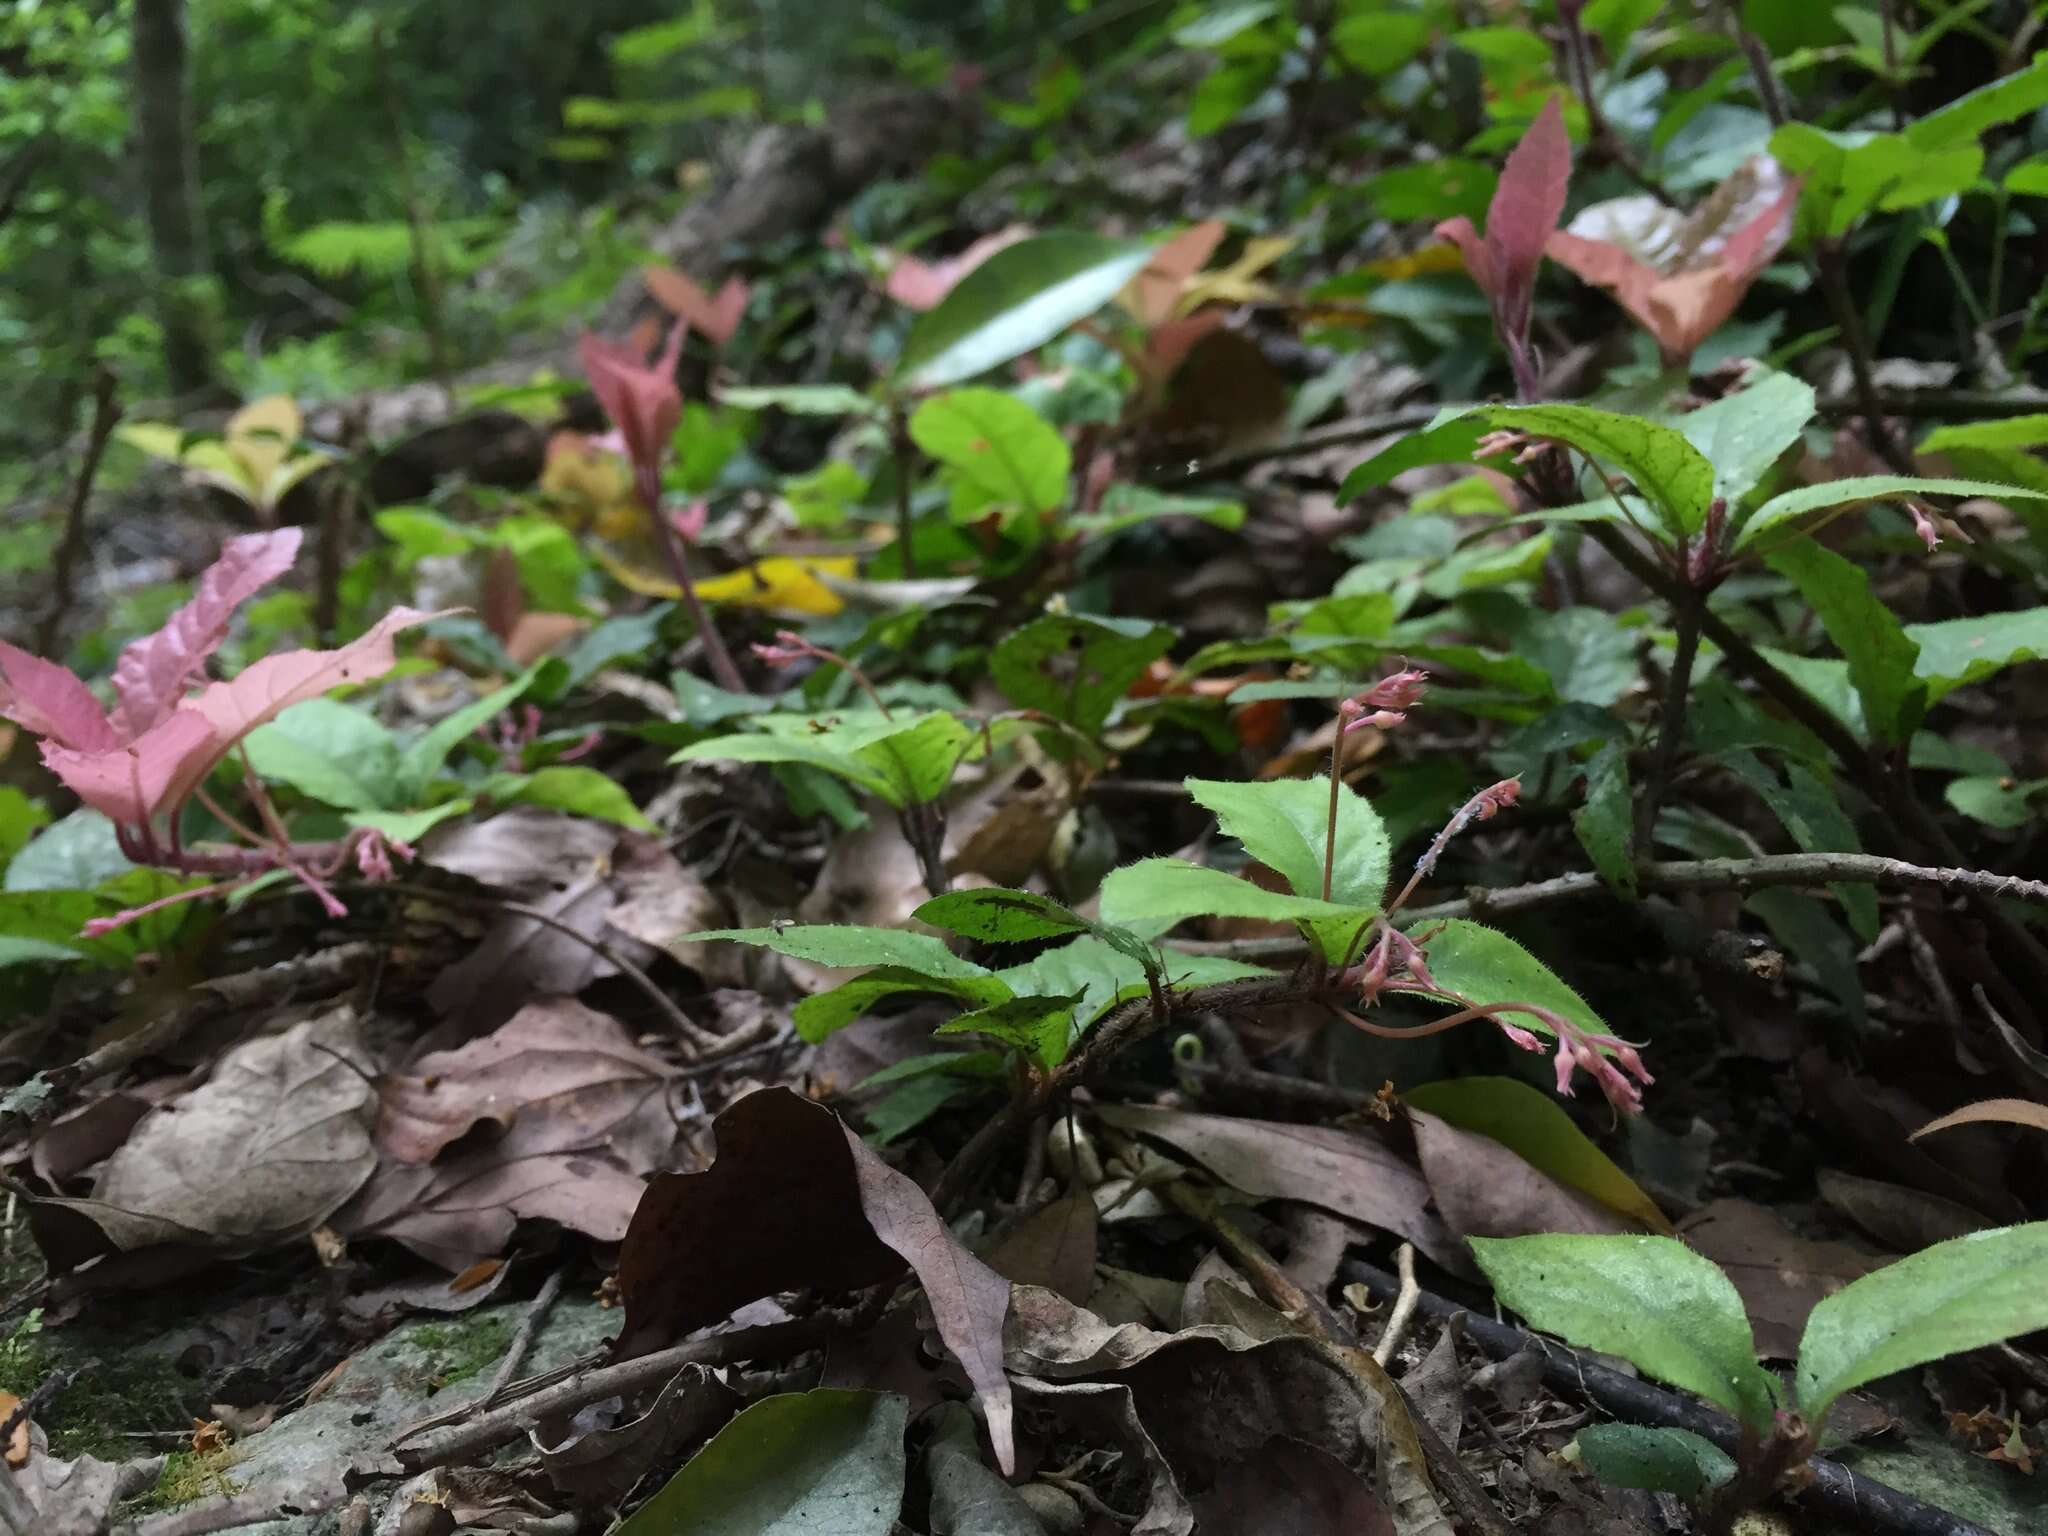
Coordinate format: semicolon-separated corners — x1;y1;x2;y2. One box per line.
533;1362;737;1505
616;1086;1015;1472
1192;1437;1395;1536
1010;1374;1196;1534
30;1008;377;1273
1677;1198;1886;1358
1093;1103;1470;1276
1816;1168;1987;1251
376;998;677;1165
986;1192;1098;1304
0;1391;28;1467
1410;1110;1635;1246
338;1000;677;1270
1909;1097;2048;1140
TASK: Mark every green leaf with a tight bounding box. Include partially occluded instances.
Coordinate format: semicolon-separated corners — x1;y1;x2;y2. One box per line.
1483;404;1718;538
914;889;1094;944
795;969;1015;1044
909;389;1069;519
1905;54;2048;148
718;384;883;419
1771;124;1982;237
1735;475;2048;550
1186;776;1390;912
1098;859;1376;961
533;606;673;703
1906;608;2048;700
1469;1234;1776;1431
677;712;977;808
995;934;1265;1032
689;924;991;981
1332;12;1433;76
0;787;52;873
395;667;542;803
1339;404;1716;539
1672;370;1817;510
1573;741;1637;898
5;811;137;894
346;802;472;844
990;613;1174;736
1412;919;1610;1043
1071;485;1245;536
490;766;650;830
1797;1223;2048;1427
1406;1077;1670;1233
935;992;1083;1069
243;698;403;812
1766;540;1926;744
1722;752;1876;940
897;233;1154;390
616;1389;906;1536
1574;1424;1736;1499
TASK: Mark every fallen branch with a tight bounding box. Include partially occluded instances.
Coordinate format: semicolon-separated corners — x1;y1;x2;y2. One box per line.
392;1309;851;1471
1342;1260;1997;1536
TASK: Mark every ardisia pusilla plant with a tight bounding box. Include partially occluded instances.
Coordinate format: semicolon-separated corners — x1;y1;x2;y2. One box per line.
0;528;438;932
1435;96;1571;401
579;325;746;692
1322;668;1655;1115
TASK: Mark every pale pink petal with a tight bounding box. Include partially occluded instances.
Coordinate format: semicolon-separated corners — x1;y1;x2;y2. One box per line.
885;225;1030;311
0;642;119;752
110;529;304;738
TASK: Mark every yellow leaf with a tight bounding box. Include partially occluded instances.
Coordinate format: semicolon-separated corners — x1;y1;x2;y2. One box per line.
541;432;638;532
227;395;304;497
1177;235;1297;314
697;556;858;616
592;549;859;617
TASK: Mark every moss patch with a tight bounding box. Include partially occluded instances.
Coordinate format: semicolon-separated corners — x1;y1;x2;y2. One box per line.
405;1312;515;1391
0;1309;195;1461
122;1447;242;1514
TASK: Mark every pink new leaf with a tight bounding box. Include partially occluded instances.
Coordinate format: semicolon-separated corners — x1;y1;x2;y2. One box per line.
1484;96;1572;346
109;529;304;737
1127;219;1227;328
884;225;1031;311
1437;97;1571;396
579;328;686;512
644;265;750;348
0;642;118;752
41;607;442;827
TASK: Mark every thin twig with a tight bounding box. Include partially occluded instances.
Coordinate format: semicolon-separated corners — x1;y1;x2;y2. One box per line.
496;900;724;1053
1371;1244;1419;1366
33;367;121;655
393;1309;852;1471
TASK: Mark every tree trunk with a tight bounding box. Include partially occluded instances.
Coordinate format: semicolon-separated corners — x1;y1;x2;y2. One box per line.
132;0;217;398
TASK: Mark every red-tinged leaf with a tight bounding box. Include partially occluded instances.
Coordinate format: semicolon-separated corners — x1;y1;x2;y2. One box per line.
1716;181;1801;280
1483;96;1572;344
1546;229;1668;346
616;1087;1015;1473
1127;218;1227;328
884;225;1031;311
45;607;443;826
580;329;685;497
1432;215;1492;298
109;529;303;738
0;642;118;752
644;266;750;347
40;711;215;826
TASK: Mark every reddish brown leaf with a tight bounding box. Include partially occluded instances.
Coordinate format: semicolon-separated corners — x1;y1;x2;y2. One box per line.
1678;1197;1886;1358
616;1086;1015;1471
1409;1110;1633;1244
987;1192;1099;1303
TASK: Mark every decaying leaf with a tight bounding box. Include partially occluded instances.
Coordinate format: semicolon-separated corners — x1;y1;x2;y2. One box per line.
338;999;677;1270
1093;1103;1470;1275
1678;1197;1887;1358
1409;1110;1636;1245
30;1008;377;1275
616;1086;1016;1472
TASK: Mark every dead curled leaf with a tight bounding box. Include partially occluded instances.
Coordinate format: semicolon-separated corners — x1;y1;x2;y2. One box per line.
28;1008;377;1275
614;1086;1016;1473
1909;1097;2048;1140
336;999;678;1271
531;1361;737;1505
1092;1103;1472;1276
